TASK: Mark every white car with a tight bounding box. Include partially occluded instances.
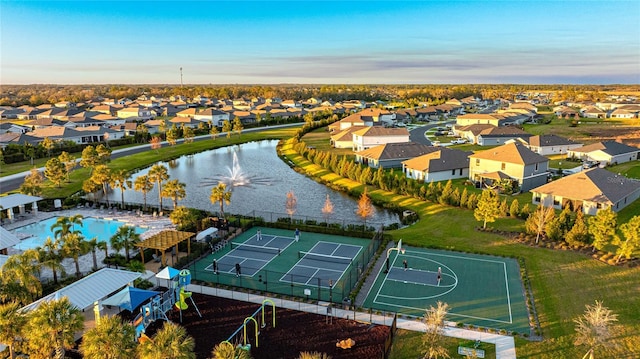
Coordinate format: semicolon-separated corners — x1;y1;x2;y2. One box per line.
451;139;467;144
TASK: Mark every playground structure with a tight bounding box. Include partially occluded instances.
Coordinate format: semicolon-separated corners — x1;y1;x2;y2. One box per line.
133;267;202;340
222;299;276;351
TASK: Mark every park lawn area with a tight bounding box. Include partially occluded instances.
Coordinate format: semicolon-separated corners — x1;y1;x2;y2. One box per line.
27;127;301;199
523;117;640;144
0;157;50;176
281;138;640;359
389;329;497;359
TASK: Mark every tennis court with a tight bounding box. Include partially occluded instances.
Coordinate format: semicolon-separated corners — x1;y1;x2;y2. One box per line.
189;227;380;303
362;246;530;332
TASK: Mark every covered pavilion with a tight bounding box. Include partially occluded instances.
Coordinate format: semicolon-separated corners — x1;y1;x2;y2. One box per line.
0;193;43;222
135;230;194;267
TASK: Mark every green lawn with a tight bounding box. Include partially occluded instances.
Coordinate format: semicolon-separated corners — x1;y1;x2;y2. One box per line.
389;329;497;359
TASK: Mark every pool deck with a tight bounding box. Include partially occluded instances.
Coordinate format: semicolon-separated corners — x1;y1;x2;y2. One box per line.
2;208;176;279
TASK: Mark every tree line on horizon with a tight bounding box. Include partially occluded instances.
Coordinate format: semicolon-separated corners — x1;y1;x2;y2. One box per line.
2;83;638;107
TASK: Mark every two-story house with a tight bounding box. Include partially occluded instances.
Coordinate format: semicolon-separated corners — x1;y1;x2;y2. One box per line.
468;142;549;192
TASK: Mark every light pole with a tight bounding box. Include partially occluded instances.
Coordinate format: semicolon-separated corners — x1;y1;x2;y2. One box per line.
384;239;405;273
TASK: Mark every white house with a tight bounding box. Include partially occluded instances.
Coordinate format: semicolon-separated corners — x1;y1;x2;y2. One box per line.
567;141;640;165
402;148;472;182
351;126;410;152
193;108;230;127
523;134;583;156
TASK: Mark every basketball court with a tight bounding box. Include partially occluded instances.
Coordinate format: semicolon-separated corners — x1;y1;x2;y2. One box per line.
363;244;530;333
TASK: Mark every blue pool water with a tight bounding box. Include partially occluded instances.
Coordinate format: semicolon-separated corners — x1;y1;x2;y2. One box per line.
11;217;147;251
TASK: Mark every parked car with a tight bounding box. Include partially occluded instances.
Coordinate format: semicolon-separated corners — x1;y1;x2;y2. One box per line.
583;161;599;169
432;140;441;146
451;139;467;144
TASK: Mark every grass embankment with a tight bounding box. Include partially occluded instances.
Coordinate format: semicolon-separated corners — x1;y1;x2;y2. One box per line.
281;137;640;359
11;127;300;199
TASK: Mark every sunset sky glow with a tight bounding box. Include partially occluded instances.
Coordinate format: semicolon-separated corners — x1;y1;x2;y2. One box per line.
2;0;639;84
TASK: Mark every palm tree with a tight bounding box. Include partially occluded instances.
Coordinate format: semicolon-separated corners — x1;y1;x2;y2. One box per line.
0;301;27;359
26;297;84;359
0;249;42;305
79;315;137;359
51;214;84;241
110;225;141;262
86;237;102;271
148;164;169;210
110;169;132;209
38;237;65;284
210;182;232;220
422;301;450;359
61;232;89;278
161;179;187;209
210;342;253;359
137;321;195;359
134;174;154;211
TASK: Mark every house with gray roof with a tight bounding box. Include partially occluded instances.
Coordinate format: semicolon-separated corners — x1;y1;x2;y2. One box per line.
567;141;640;165
403;148;472;183
530;168;640;215
469;142;549;191
476;126;532;146
522;134;583;156
355;142;439;168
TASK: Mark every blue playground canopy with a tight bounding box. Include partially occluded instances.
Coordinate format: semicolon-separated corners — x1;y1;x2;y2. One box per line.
102;286;160;312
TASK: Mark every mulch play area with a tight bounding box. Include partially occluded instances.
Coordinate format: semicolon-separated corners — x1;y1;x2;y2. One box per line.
145;293;390;359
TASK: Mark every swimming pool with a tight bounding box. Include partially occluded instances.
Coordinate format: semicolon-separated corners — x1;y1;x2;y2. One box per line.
11;217;148;251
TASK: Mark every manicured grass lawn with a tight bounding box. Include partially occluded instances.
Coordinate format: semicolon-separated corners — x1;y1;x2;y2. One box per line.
389;329;497;359
282;137;640;359
301;127;354;157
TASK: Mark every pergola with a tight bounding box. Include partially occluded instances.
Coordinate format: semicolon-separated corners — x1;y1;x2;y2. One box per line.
0;193;43;222
136;230;194;266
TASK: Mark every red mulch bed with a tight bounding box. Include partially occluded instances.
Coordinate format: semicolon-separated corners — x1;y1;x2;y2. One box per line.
144;293;390;359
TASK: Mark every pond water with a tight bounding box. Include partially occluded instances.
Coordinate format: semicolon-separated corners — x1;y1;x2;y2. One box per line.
105;140;399;226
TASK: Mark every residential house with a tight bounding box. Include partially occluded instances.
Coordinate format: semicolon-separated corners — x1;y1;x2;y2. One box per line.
530;168;640;215
281;100;302;109
0;132;41;148
230;111;256;125
176;108;197;118
0;123;29;134
609;108;636;119
355;142;438;168
456;113;513;127
468;142;549;192
193;108;230;127
403;148;472;182
454;124;495;143
0;107;24;119
16;108;45;120
169;117;200;129
356;108;395;125
523;134;582;156
581;106;606;119
415;107;439;121
328;113;369;133
476;126;532;146
330;126;362;149
116;107;154;121
351;126;410;152
508;102;538;113
142;119;166;134
567;141;640;165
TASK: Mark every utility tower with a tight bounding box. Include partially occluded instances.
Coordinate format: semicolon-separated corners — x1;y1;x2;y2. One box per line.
180;67;183;89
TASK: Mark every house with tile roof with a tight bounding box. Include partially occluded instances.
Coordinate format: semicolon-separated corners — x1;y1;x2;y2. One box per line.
609;108;636;119
193;108;229;127
355;142;438;168
328;113;369;133
522;134;583;156
169;116;200;129
351;126;410;152
403;148;472;183
581;106;606;119
455;113;519;127
330;126;363;149
116;106;154;121
530;168;640;215
469;142;549;192
567;141;640;165
476;126;532;146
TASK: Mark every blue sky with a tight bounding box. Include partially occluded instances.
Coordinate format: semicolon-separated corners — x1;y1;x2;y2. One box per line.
2;1;639;84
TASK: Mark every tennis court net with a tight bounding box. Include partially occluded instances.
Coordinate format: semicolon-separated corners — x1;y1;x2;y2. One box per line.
231;242;281;255
298;251;353;265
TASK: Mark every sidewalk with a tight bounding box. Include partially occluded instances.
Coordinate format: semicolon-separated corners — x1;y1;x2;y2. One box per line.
187;284;517;359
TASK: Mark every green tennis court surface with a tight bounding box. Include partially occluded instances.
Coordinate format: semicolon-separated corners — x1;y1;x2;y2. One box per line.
363;246;530;332
188;227;380;303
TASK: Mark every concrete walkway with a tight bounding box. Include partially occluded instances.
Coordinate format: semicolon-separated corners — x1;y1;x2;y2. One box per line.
187;284;517;359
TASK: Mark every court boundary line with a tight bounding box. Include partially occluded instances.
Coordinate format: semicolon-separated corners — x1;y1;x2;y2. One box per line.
371;249;514;325
206;234;296;277
278;241;363;288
